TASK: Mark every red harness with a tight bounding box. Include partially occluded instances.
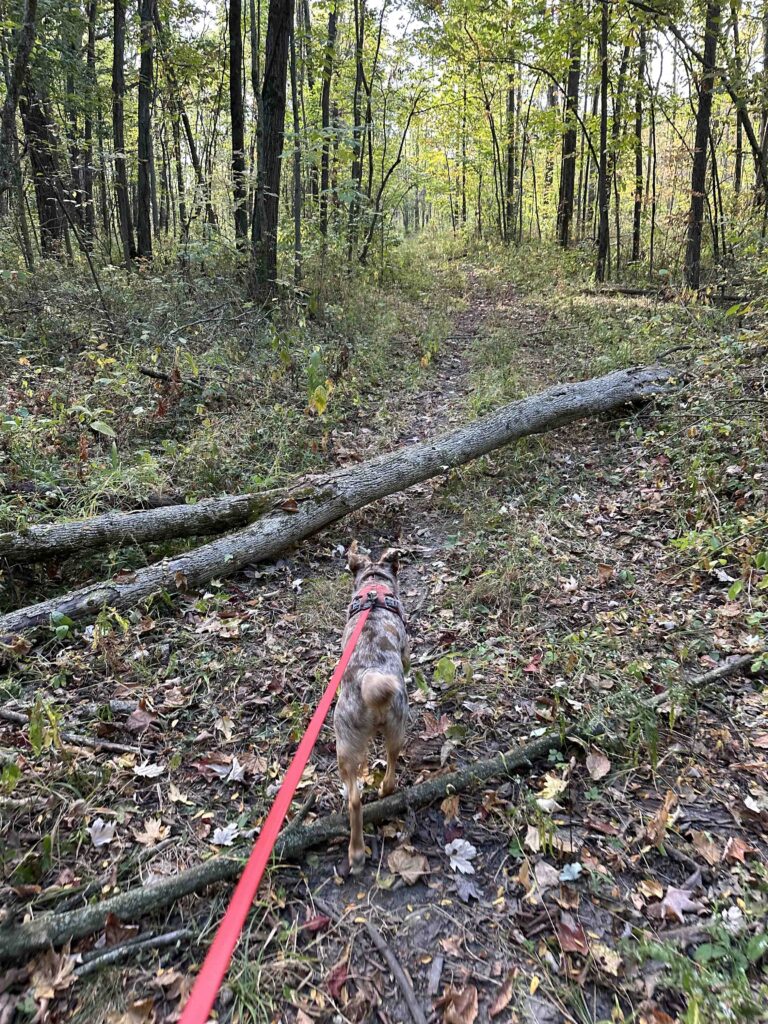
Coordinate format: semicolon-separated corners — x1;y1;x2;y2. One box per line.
348;580;405;622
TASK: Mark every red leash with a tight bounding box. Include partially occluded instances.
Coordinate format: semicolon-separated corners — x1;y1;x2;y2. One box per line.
178;584;392;1024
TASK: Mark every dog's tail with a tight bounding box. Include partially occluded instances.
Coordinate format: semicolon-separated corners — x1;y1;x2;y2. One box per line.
361;671;399;711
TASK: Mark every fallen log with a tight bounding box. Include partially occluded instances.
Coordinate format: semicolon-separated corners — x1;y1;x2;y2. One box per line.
0;365;670;639
0;492;275;564
0;731;563;962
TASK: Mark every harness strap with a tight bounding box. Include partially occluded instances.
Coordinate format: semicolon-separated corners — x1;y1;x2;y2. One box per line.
348;582;405;623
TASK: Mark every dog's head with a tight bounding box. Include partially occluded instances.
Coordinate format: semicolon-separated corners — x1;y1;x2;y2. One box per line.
347;540;401;592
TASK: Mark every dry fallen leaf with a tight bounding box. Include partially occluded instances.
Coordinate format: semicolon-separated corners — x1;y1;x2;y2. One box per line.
30;948;79;1001
88;817;117;848
660;885;705;924
534;860;561;891
723;835;756;863
489;970;516;1018
445;838;477;874
132;817;169;847
753;734;768;749
437;984;478;1024
645;790;677;846
441;794;460;822
590;941;622;976
556;911;589;955
586;750;611;781
524;824;542;852
133;761;166;779
387;846;429;884
690;830;721;866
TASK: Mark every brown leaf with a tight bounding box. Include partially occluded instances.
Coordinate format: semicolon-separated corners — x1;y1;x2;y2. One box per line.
124;706;157;733
104;913;140;946
644;790;677;846
326;960;348;1000
132;817;169;847
437;985;478;1024
556;912;589;955
421;712;451;738
586;750;611;781
660;885;705;924
690;830;721;866
534;860;561;891
589;941;622;976
441;795;460;822
597;563;614;585
489;971;516;1018
387;846;429;885
30;948;78;1001
753;734;768;749
300;915;331;934
723;835;756;863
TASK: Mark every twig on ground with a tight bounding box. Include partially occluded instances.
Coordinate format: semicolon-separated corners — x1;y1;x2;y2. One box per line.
650;653;761;710
314;898;428;1024
0;707;145;755
0;732;565;962
75;928;192;977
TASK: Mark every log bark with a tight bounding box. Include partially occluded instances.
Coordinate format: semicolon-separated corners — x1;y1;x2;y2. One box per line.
0;732;564;962
0;493;273;564
0;366;670;639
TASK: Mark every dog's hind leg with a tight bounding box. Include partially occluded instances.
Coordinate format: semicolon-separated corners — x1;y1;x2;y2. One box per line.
379;722;405;798
338;753;365;874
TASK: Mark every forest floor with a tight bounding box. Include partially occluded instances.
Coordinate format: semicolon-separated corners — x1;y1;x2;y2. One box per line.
1;240;767;1024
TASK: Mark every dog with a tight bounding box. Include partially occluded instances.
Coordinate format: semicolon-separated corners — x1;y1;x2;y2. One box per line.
333;542;410;875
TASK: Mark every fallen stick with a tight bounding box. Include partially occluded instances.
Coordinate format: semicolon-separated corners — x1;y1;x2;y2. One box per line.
649;653;760;710
314;897;428;1024
0;707;145;756
0;732;563;962
0;366;670;639
75;927;192;977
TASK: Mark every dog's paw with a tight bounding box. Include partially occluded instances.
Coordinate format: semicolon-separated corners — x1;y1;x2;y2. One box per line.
349;851;366;876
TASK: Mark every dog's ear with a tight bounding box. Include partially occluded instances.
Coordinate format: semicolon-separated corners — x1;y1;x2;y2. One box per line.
347;540;370;574
378;548;401;575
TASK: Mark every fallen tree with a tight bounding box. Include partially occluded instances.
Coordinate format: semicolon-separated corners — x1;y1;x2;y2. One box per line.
0;731;564;962
0;365;670;639
0;492;275;563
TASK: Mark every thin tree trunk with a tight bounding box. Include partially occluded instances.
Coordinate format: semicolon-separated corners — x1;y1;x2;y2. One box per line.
136;0;154;259
290;8;302;283
112;0;135;261
505;69;516;240
596;0;610;281
632;26;646;262
19;86;67;258
251;0;294;293
557;31;581;247
0;0;38;197
684;0;720;290
82;0;98;242
229;0;248;243
319;0;338;239
461;77;467;223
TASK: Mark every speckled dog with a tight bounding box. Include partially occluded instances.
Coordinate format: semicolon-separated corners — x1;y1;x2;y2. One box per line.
334;542;410;874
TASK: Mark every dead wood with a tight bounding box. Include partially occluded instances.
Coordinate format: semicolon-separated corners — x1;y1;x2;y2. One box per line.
0;366;669;639
314;897;428;1024
0;731;564;962
0;492;273;564
0;707;145;755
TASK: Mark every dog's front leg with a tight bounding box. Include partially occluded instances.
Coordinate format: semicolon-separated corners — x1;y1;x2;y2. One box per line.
338;755;365;874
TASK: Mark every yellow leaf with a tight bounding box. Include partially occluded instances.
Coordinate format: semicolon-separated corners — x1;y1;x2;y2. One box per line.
530;975;540;995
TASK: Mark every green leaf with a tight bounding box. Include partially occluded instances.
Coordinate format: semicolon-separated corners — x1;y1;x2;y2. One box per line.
90;419;116;438
694;943;730;964
727;579;743;601
746;932;768;963
433;657;457;685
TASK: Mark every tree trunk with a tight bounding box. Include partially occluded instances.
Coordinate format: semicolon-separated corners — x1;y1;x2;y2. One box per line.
557;32;581;247
632;26;646;262
112;0;135;261
505;69;516;240
595;0;610;281
18;85;67;258
251;0;293;293
684;0;719;290
319;0;338;239
229;0;248;243
0;365;669;639
136;0;154;259
290;8;302;283
348;0;365;259
0;493;279;564
0;0;38;198
82;0;98;242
